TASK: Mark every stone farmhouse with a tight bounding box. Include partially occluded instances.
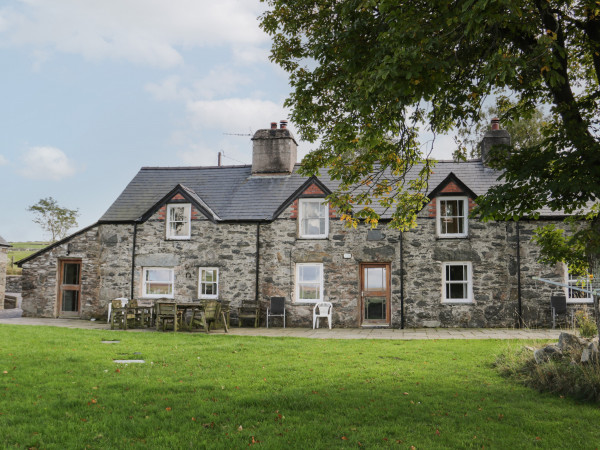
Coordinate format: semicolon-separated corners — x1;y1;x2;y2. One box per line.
18;121;588;328
0;235;9;309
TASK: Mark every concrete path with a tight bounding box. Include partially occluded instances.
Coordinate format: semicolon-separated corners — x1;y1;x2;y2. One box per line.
0;317;565;340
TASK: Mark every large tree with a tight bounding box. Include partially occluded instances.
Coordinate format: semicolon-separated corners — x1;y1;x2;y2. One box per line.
260;0;600;261
28;197;79;242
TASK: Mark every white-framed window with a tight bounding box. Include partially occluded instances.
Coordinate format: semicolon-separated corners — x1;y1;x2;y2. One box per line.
199;267;219;299
437;197;468;238
142;267;174;298
295;263;324;303
442;262;473;303
166;203;191;239
564;265;593;303
299;198;329;238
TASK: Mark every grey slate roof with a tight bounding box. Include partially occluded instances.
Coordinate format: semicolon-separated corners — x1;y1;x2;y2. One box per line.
0;235;10;247
100;160;529;222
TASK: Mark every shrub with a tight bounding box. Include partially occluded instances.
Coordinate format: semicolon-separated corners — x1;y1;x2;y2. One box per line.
495;343;600;402
576;309;598;338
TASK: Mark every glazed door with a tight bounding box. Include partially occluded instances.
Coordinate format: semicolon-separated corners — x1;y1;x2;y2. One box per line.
58;260;82;317
360;263;391;325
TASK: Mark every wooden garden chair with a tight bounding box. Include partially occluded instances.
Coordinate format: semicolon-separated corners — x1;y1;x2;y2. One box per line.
237;300;260;328
155;301;180;332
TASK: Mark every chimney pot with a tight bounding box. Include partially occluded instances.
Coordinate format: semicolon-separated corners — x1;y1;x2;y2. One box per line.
271;122;277;129
280;120;288;129
491;118;500;130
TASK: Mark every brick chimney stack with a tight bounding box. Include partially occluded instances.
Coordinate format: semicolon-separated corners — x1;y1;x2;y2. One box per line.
251;120;298;175
480;118;511;168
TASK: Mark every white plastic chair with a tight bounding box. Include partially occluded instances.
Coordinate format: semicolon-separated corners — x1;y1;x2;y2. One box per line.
313;302;333;329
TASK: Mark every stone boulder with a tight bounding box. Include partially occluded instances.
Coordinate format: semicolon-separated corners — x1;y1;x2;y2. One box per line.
557;332;586;353
534;345;563;364
581;341;600;364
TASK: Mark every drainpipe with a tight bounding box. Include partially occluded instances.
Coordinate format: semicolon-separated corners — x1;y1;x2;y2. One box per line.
400;231;405;329
516;221;523;328
130;222;138;299
255;223;260;304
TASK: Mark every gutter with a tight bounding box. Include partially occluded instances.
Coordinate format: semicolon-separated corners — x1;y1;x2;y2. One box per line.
400;231;405;329
255;223;260;304
130;222;138;299
516;222;523;328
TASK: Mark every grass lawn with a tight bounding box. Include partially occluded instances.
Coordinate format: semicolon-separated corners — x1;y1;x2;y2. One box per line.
6;242;50;275
1;326;598;449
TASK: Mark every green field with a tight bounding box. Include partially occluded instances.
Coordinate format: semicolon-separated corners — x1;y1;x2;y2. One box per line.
5;242;49;274
1;326;598;449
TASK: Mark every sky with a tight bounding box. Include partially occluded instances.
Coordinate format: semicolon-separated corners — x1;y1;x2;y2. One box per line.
0;0;456;242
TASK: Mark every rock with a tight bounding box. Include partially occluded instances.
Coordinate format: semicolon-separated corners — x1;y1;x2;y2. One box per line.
534;345;563;364
581;341;600;364
557;332;586;353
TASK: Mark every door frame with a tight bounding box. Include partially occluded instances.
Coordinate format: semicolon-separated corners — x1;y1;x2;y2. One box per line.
359;262;391;326
56;258;82;317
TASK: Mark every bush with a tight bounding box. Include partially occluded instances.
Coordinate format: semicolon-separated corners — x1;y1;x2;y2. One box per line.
495;344;600;402
576;309;598;338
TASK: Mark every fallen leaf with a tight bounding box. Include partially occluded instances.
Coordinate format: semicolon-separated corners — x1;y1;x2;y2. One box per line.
435;429;440;435
165;407;172;411
403;392;409;395
192;417;196;422
341;436;348;440
238;425;243;431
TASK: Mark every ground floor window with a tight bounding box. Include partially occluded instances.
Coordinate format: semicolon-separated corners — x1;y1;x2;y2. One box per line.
565;265;593;303
442;262;473;303
199;267;219;298
295;263;323;303
142;267;174;298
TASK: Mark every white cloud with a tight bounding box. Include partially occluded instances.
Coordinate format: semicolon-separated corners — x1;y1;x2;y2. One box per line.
145;68;252;102
0;0;269;68
187;97;288;132
0;154;8;166
19;146;78;181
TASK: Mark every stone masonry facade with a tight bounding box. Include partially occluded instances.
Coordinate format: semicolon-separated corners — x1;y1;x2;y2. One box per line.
20;185;578;328
0;246;7;309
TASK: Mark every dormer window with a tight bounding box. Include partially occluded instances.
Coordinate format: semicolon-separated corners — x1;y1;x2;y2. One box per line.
299;198;329;239
166;204;191;239
437;197;468;238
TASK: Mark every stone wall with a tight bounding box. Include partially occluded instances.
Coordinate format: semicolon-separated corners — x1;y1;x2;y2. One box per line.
0;247;7;309
132;208;257;305
19;199;580;327
6;275;22;293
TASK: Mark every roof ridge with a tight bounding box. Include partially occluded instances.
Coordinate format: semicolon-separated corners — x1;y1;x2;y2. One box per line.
140;165;251;170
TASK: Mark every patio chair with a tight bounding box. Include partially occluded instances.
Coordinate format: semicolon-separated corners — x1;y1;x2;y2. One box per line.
266;297;286;328
238;300;260;327
313;302;333;329
551;295;574;329
190;300;221;333
155;301;180;331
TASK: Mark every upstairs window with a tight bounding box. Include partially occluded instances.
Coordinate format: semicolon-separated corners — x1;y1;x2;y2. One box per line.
299;198;329;238
565;266;593;303
199;268;219;299
442;262;473;303
295;263;324;303
142;268;174;298
437;197;468;238
166;204;191;239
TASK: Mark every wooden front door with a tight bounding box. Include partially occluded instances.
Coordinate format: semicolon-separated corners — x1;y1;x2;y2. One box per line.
360;263;391;326
58;260;82;317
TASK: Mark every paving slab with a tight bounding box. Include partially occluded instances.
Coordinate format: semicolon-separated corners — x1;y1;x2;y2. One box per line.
0;317;568;340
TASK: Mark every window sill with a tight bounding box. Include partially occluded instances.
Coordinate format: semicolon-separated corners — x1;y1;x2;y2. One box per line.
166;237;191;241
294;301;322;305
567;299;593;304
442;300;474;305
297;236;328;240
437;235;469;240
